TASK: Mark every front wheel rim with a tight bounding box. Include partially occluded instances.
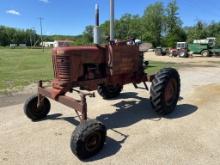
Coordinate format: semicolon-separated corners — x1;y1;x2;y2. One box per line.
85;132;102;152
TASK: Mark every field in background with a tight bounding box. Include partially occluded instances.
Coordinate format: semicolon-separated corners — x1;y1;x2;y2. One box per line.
146;61;177;74
0;48;177;93
0;49;53;93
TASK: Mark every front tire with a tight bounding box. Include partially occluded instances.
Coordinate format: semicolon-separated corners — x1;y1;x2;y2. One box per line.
24;95;51;121
150;68;180;115
70;119;106;160
97;84;123;99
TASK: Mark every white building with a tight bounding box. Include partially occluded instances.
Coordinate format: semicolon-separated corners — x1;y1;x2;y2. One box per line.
40;41;56;48
54;40;73;47
40;40;73;48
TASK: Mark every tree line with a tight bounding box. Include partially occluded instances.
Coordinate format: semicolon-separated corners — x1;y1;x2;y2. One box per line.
0;26;40;46
78;0;220;47
1;0;220;48
0;26;75;47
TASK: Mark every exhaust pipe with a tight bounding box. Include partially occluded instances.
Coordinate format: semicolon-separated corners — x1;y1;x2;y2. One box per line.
94;1;115;43
110;0;115;41
93;4;100;44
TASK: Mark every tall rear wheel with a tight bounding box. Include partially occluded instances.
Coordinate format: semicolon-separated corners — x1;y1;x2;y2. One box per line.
150;68;180;115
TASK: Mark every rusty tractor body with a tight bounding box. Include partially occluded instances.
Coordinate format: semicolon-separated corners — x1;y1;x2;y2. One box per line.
24;1;181;161
25;41;180;160
37;41;152;122
51;44;147;97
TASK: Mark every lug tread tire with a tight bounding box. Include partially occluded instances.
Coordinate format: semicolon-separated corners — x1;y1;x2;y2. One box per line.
150;68;180;115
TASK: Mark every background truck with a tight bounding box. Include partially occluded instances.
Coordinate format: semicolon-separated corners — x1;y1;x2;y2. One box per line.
188;37;220;57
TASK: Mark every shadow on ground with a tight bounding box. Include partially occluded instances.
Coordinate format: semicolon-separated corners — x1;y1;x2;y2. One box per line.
97;92;197;129
44;92;197;161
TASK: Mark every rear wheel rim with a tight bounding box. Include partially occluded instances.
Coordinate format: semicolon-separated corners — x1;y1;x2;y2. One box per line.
164;78;177;106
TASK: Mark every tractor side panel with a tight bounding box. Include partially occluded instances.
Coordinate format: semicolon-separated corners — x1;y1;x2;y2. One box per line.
108;45;139;75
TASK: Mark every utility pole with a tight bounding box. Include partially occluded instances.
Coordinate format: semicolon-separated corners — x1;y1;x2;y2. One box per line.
32;27;36;47
29;30;32;48
38;17;44;52
29;27;34;49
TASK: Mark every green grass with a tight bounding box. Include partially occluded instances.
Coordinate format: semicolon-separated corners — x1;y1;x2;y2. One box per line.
0;48;53;93
145;61;178;75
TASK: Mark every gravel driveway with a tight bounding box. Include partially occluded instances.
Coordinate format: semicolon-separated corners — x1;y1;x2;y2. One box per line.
0;56;220;165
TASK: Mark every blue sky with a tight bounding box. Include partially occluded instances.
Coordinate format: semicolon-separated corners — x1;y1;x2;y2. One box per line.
0;0;220;35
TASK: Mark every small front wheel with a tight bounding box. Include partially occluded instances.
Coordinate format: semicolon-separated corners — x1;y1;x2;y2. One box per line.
24;95;51;121
70;119;106;160
150;68;180;115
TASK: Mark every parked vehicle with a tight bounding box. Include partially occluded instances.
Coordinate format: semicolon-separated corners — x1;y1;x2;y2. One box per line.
188;37;220;57
170;42;188;57
155;47;168;56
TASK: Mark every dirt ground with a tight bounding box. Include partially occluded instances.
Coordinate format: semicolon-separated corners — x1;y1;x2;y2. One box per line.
0;54;220;165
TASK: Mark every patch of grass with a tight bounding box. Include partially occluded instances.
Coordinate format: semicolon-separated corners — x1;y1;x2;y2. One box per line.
0;48;53;93
145;61;178;75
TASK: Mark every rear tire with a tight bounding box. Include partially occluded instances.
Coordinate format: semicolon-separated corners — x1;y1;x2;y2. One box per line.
150;68;180;115
97;84;123;99
70;119;106;160
179;50;188;58
24;95;51;121
201;50;210;57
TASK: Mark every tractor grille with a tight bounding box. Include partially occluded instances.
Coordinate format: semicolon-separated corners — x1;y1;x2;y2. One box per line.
53;55;71;84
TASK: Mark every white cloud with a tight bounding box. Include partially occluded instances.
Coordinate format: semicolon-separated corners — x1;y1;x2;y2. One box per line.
6;10;21;16
39;0;49;3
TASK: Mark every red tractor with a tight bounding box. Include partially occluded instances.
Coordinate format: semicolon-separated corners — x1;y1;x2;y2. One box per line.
24;1;180;160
